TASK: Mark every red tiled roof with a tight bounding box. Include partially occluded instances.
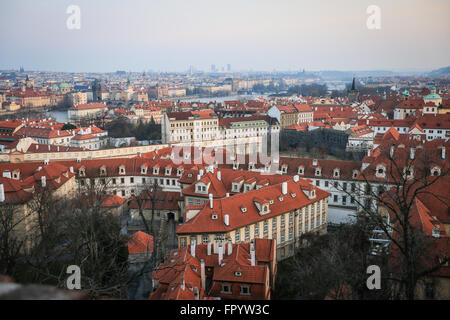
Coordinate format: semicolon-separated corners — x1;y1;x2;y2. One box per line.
128;231;154;254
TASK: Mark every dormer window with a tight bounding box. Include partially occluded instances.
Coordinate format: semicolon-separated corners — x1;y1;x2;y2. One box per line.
263;204;269;213
291;192;296;198
248;163;254;170
234;271;242;277
333;169;340;178
212;214;218;220
100;166;107;176
403;168;414;180
431;166;441;176
298;166;304;175
281;165;288;173
78;168;85;177
278;196;284;202
232;183;241;192
315;168;321;176
153;167;159;175
165;167;172;175
177;168;183;176
352;170;359;179
141;165;147;174
196;182;207;193
119;165;125;175
376;165;386;178
240;207;247;213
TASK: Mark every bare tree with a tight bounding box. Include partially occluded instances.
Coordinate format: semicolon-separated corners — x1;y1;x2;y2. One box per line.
0;204;29;276
336;142;449;299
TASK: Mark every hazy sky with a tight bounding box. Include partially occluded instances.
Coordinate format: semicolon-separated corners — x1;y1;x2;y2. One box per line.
1;0;449;72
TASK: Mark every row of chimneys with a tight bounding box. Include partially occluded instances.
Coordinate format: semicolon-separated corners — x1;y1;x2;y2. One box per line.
390;145;446;160
190;239;256;267
185;240;256;296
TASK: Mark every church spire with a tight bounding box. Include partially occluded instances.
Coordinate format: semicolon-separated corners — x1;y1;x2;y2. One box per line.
351;75;356;91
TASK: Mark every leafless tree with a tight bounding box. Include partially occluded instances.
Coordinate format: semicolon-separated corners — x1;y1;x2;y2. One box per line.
336;143;449;299
0;204;29;276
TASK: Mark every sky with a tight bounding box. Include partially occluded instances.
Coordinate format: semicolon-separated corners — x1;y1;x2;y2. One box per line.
0;0;449;73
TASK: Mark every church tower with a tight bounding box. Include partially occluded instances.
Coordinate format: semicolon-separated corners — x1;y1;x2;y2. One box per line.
347;76;360;103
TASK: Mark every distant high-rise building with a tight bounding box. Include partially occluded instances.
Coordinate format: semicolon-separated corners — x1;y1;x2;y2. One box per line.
227;64;231;72
19;66;24;73
211;64;216;73
92;79;102;102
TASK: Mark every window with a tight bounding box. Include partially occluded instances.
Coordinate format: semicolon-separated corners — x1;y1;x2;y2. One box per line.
130;177;134;183
281;215;285;227
325;181;329;187
222;284;232;294
272;219;277;229
263;221;268;232
245;227;250;239
235;230;240;242
121;190;125;196
255;224;259;236
240;286;250;295
333;195;338;202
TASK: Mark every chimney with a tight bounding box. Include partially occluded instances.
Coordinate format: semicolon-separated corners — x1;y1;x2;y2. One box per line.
250;240;255;266
41;175;46;188
390;145;394;158
200;259;206;290
224;214;229;226
282;181;288;195
0;184;4;202
199;169;204;176
410;147;415;160
442;147;446;160
293;175;299;182
207;240;211;255
217;170;221;181
190;239;196;257
2;171;11;179
227;239;232;256
180;277;185;291
218;243;223;265
209;193;213;209
226;193;230;197
69;166;74;173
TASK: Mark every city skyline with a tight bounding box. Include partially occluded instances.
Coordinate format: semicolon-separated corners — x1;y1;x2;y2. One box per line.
1;0;449;73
